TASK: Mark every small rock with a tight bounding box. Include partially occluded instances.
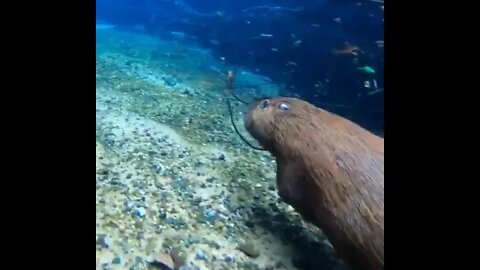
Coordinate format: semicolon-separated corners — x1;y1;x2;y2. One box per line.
237;241;260;258
122;243;130;253
96;234;111;248
224;254;235;262
218;153;226;161
135;256;144;264
159;210;167;219
154;164;165;174
204;209;217;221
111;179;122;185
195;250;206;260
125;200;134;211
112;256;122;264
206;177;215;183
162;76;177;87
150;252;174;270
135;207;147;218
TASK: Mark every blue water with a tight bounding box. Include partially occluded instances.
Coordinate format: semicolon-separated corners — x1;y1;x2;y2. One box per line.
96;1;384;269
97;0;383;134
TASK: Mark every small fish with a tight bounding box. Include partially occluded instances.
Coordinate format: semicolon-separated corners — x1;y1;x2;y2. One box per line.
271;48;279;52
358;66;376;74
367;88;384;96
96;23;115;30
220;57;226;61
170;31;186;38
260;33;274;38
311;24;320;27
333;17;342;24
210;39;220;45
293;40;302;47
209;65;221;73
286;61;297;66
332;44;363;55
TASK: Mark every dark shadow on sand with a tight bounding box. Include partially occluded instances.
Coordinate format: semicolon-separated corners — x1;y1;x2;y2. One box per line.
245;201;350;270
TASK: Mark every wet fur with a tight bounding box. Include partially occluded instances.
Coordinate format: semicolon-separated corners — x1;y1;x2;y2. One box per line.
244;97;384;270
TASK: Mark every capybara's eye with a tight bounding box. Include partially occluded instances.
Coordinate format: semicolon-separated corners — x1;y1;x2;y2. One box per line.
277;102;290;112
259;99;269;110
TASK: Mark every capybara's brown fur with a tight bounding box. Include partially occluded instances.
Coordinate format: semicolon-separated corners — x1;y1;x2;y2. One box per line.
244;97;384;270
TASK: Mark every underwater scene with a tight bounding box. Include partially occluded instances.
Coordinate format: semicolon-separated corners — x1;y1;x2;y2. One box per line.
96;1;384;270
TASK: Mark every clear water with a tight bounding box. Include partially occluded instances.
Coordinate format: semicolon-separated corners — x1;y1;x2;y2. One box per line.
96;1;384;269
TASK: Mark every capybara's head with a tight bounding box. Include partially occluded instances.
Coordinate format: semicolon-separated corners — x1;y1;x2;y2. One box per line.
244;97;324;155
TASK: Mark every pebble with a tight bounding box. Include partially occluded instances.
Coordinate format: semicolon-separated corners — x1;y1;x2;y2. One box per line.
112;256;122;264
224;254;235;262
218;153;226;161
150;252;174;270
125;200;134;211
158;210;167;219
206;177;215;183
204;209;217;221
111;179;122;185
154;163;165;174
195;250;206;260
97;234;111;248
135;207;147;217
162;76;177;87
237;241;260;258
122;243;130;253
